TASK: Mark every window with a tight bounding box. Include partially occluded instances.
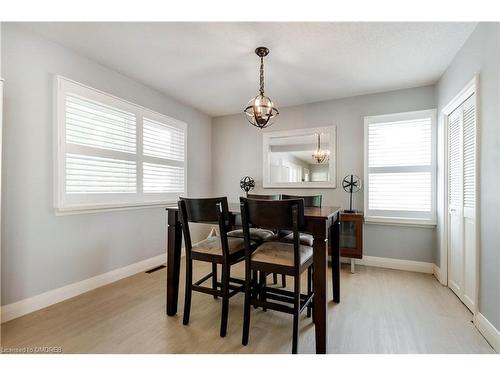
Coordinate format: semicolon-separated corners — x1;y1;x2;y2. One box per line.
364;109;436;225
55;76;187;212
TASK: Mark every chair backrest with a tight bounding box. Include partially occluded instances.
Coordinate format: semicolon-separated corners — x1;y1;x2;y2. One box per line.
281;194;322;208
240;197;304;269
240;197;304;232
247;193;281;200
178;197;230;256
179;197;229;224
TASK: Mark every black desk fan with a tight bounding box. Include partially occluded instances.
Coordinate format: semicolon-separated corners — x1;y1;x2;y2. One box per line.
342;174;361;213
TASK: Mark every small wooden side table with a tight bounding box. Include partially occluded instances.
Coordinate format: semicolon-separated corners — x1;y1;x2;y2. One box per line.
340;211;364;273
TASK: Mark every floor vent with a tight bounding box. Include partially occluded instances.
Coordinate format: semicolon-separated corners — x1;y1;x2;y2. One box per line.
145;264;166;274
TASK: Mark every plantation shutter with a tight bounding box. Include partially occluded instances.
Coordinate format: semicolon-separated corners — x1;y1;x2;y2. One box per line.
142;117;186;194
366;111;435;222
56;76;187;211
65;94;137;154
66;154;137;194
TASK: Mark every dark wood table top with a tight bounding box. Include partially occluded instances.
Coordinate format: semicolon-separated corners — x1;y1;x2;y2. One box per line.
166;202;340;219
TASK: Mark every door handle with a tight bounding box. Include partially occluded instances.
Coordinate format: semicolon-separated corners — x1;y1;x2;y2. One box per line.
450;208;456;212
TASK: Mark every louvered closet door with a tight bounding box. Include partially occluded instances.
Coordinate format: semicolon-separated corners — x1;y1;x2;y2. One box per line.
447;107;463;299
447;93;476;312
462;94;477;310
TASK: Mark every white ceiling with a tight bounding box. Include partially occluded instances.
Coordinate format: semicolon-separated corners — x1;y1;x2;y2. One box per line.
20;22;476;117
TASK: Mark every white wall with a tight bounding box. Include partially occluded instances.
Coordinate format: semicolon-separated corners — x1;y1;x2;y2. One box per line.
212;85;436;263
1;24;212;306
436;23;500;331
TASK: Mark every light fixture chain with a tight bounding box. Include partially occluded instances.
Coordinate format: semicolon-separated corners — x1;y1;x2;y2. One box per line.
259;56;264;94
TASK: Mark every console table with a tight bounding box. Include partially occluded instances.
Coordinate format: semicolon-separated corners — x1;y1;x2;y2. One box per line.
340;211;364;273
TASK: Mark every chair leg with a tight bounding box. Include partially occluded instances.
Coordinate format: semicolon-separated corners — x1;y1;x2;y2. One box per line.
292;274;300;354
259;271;267;312
252;270;258;309
182;255;193;326
307;266;312;318
220;262;230;337
242;268;252;346
273;273;278;285
281;274;287;288
212;263;218;299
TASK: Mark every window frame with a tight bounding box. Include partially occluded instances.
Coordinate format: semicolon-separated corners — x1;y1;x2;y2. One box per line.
364;109;437;227
54;76;188;214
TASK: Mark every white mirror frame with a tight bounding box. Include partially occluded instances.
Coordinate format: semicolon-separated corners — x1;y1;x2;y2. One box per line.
262;126;337;189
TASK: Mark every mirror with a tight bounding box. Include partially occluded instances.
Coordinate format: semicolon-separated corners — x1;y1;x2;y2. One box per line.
263;126;336;188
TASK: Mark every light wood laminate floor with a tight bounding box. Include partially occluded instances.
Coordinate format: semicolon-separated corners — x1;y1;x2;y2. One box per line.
1;261;495;354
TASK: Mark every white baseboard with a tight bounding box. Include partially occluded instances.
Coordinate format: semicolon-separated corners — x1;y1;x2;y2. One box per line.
1;254;165;323
474;313;500;353
341;255;434;274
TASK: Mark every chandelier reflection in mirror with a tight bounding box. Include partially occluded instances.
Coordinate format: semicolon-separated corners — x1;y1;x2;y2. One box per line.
312;133;330;164
244;47;279;129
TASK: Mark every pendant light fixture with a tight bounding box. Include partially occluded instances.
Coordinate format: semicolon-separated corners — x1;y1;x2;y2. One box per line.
244;47;279;129
312;133;329;164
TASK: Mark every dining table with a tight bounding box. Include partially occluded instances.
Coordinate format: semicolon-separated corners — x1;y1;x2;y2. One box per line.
165;202;341;354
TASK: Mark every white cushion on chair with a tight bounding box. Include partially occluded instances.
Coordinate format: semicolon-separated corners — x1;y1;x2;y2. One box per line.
227;228;276;242
281;232;314;246
251;242;313;267
192;236;247;256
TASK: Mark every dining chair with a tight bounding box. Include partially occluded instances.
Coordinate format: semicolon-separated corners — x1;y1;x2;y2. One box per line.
240;197;314;354
227;193;283;286
178;197;255;337
277;194;322;287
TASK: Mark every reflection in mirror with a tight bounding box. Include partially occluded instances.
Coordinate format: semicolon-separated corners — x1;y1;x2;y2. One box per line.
263;126;336;188
269;132;330;183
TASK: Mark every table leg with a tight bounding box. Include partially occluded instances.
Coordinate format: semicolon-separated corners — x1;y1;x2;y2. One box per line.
331;216;340;303
313;221;328;354
166;209;182;316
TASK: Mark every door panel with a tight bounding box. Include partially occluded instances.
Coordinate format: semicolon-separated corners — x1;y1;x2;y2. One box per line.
447;109;463;298
463;217;476;310
448;212;463;296
462;94;477;311
447;93;477;312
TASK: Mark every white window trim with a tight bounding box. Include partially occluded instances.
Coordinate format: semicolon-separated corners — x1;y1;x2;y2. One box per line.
364;109;437;226
54;76;188;214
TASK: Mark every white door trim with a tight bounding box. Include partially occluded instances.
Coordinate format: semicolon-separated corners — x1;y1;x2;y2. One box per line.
439;75;480;314
0;18;4;335
0;77;4;333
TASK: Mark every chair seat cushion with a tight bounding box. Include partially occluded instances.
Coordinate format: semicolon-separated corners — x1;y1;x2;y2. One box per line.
192;236;248;256
251;241;313;267
227;228;276;242
281;232;314;246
